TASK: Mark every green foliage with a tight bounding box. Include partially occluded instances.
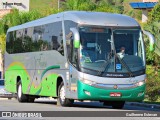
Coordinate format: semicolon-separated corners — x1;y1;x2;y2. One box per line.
125;9;142;20
41;8;62;16
144;3;160;65
0;9;42;35
146;66;160;101
30;0;144;18
148;3;160;23
30;0;58;11
123;0;142;21
0;34;6;54
144;3;160;102
95;4;118;13
95;0;123;13
61;0;96;11
61;0;124;13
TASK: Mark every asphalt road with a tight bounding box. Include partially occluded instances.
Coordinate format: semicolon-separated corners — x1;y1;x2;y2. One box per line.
0;98;159;120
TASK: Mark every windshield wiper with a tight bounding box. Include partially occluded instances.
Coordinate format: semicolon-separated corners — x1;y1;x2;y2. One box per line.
97;52;113;76
97;53;135;77
116;54;135;77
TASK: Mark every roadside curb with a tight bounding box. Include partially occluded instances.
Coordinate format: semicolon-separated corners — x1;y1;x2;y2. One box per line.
0;98;8;100
126;102;160;109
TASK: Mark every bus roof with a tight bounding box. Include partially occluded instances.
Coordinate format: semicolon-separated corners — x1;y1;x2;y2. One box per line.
7;11;140;32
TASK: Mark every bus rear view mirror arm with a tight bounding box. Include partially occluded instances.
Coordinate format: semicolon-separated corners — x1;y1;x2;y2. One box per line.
143;30;155;52
70;28;80;49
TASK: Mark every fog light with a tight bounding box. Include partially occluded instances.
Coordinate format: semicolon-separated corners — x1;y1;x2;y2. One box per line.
84;90;91;96
138;92;143;97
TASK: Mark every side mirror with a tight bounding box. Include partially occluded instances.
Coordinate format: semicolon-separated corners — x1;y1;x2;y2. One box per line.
143;30;155;52
70;28;80;49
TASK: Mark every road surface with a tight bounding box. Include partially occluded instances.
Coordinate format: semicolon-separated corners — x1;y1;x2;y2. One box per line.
0;98;159;120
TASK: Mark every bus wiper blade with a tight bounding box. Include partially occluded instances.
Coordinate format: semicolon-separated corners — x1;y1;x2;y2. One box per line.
116;55;135;77
97;53;113;76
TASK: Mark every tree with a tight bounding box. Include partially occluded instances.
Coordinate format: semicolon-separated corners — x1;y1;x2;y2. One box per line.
61;0;96;11
148;3;160;23
144;3;160;64
0;34;6;54
61;0;124;13
143;3;160;102
123;0;142;21
0;9;42;34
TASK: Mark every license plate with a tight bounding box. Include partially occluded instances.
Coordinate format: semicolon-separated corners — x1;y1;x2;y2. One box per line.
110;92;121;97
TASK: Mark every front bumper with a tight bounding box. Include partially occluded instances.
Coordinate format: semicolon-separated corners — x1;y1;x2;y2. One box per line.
77;80;145;101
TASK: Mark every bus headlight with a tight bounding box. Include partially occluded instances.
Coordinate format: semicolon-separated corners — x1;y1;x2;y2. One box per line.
81;79;96;86
135;80;145;87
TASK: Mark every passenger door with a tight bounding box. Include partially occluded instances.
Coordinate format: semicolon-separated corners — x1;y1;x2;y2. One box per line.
67;34;79;99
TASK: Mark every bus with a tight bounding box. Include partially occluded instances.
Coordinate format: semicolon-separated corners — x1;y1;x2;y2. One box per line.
5;11;155;109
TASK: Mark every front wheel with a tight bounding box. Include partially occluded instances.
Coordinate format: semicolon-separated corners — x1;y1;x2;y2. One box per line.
57;82;74;106
17;82;28;102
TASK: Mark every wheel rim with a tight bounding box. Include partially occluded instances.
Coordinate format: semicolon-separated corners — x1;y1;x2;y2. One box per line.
60;85;65;102
18;84;22;99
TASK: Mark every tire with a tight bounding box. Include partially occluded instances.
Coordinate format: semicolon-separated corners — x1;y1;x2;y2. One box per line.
17;82;28;102
57;82;74;106
111;101;125;109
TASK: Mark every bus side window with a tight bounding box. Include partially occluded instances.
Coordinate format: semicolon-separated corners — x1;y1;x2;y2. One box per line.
64;20;78;66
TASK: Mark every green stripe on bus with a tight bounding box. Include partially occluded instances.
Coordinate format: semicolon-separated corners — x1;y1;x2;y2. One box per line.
41;65;60;80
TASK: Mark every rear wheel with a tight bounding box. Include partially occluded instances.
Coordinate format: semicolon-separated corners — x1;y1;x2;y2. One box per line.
57;82;74;106
17;82;28;102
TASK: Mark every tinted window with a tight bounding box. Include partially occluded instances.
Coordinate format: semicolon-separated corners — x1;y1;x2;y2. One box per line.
6;22;64;55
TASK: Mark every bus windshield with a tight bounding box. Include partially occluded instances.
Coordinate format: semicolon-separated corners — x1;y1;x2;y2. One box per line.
79;26;145;77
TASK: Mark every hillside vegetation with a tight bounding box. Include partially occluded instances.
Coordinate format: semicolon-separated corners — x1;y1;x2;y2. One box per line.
30;0;142;20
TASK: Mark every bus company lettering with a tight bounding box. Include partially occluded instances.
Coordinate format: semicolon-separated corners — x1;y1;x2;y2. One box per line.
106;74;124;77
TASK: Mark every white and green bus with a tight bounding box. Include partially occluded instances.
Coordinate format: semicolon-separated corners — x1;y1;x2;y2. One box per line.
5;11;155;109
